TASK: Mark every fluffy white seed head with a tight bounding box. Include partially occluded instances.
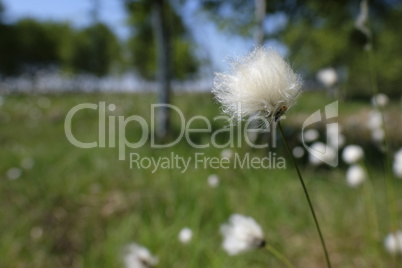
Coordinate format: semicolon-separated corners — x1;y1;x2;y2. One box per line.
207;174;220;188
220;214;265;255
384;231;402;254
342;145;364;164
123;243;158;268
178;227;193;244
308;142;336;166
346;164;366;187
220;149;234;160
212;47;302;122
393;148;402;178
371;128;385;142
372;93;389;108
367;110;383;130
7;167;22;180
316;67;338;88
303;129;319;143
292;146;305;158
395;148;402;163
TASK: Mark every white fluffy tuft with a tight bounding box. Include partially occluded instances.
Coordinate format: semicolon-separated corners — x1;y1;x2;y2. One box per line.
212;47;302;122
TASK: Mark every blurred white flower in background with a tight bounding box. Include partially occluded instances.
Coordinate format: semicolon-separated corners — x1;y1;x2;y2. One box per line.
220;149;234;160
7;167;22;180
327;124;345;150
346;165;366;187
342;145;364;164
220;214;265;255
316;67;338;88
302;129;319;143
207;174;220;188
30;226;43;240
123;243;158;268
292;146;305;159
393;148;402;178
212;47;302;122
384;231;402;254
21;157;34;169
371;128;385;142
308;142;336;166
371;93;389;108
178;227;193;244
367;110;383;130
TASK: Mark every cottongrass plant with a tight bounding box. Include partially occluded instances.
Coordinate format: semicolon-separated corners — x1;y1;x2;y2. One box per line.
213;46;331;267
342;144;379;241
384;231;402;254
178;227;193;244
393;148;402;178
220;214;294;268
355;0;399;255
123;243;158;268
342;145;364;165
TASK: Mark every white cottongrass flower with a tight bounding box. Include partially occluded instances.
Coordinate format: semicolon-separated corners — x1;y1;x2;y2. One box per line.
207;174;220;188
371;128;385;142
123;243;158;268
220;214;265;255
326;124;345;150
178;227;193;244
316;67;338;88
384;231;402;254
212;47;302;123
308;142;336;166
342;145;364;164
393;148;402;178
7;167;22;180
292;146;305;158
302;129;319;143
220;149;234;159
367;110;382;130
346;165;366;187
372;93;389;108
21;157;34;169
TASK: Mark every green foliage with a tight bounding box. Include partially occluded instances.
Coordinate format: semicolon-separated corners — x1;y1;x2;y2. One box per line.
0;19;66;75
202;0;402;97
68;23;121;76
124;0;199;80
0;92;401;267
0;16;121;77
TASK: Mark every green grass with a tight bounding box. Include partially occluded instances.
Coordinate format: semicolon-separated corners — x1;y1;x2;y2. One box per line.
0;92;401;267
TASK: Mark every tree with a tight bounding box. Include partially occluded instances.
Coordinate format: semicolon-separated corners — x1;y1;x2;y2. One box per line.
124;0;199;139
0;19;67;77
69;23;121;76
201;0;402;97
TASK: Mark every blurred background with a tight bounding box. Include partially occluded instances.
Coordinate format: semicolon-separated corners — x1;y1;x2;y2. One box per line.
0;0;402;267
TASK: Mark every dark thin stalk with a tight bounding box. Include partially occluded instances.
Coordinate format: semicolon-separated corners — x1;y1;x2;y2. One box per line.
277;121;331;268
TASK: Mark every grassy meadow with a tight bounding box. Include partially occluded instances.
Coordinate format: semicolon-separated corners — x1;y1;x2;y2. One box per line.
0;91;401;267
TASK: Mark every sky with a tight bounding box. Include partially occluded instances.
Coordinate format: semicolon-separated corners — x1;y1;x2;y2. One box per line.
1;0;286;72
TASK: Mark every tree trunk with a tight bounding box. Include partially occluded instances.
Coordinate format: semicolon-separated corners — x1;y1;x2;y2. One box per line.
152;0;171;140
254;0;266;46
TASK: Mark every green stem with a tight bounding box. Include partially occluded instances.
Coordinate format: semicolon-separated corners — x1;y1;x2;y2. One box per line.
277;122;331;268
264;244;295;268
